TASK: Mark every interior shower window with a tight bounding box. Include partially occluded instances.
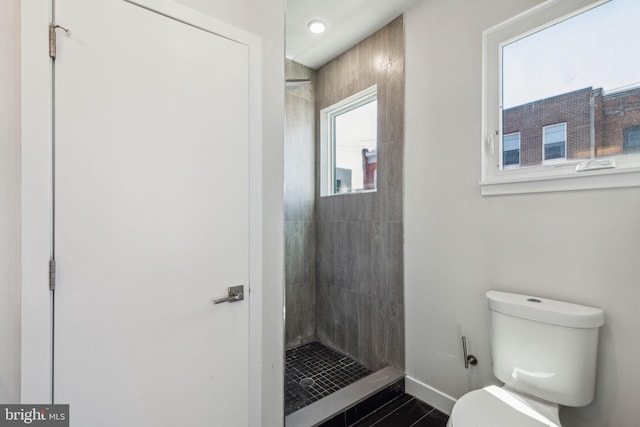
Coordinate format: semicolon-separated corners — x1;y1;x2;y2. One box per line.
482;0;640;194
321;86;377;195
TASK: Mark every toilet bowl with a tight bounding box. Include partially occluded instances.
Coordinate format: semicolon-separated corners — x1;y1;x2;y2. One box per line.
446;385;561;427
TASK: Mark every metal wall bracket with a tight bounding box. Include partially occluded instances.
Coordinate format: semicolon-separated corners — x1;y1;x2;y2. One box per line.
462;336;478;368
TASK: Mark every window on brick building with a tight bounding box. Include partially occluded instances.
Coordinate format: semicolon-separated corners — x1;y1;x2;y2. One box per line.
543;123;566;162
320;86;377;196
623;125;640;154
503;133;520;167
482;0;640;195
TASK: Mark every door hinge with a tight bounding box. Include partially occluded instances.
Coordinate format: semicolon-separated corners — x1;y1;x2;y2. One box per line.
49;23;70;60
49;259;56;290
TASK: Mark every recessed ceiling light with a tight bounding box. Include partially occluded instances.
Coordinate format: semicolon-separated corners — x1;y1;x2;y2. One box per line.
308;20;326;34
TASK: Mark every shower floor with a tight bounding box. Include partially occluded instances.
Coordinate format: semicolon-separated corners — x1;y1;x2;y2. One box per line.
285;342;371;416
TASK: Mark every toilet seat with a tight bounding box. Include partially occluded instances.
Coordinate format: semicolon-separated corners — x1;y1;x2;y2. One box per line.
447;386;561;427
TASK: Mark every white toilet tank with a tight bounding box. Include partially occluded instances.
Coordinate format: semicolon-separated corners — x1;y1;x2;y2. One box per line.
487;291;605;407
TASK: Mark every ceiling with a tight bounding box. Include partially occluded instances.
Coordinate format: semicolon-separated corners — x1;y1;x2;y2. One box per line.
285;0;423;70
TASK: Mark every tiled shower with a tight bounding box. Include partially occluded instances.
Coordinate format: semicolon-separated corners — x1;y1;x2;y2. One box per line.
284;16;405;415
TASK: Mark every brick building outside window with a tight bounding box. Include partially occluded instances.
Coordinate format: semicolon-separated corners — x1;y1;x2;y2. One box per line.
503;85;640;169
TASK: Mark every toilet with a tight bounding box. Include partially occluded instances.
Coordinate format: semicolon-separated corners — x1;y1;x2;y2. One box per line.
447;290;605;427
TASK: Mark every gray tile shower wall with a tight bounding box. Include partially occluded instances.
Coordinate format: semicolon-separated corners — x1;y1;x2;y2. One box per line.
285;60;317;348
315;16;405;371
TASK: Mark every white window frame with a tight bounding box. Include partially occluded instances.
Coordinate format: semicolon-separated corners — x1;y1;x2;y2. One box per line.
320;85;377;197
502;132;521;168
481;0;640;195
542;123;567;164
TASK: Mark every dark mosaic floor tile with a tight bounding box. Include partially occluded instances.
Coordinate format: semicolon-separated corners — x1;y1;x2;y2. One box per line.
285;342;372;416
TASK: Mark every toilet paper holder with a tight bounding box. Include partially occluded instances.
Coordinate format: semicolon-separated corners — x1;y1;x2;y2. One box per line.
462;336;478;368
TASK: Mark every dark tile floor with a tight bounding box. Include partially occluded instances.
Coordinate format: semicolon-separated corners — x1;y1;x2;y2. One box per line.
285;342;372;416
347;394;448;427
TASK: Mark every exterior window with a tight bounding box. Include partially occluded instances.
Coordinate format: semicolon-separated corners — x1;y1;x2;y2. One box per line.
482;0;640;195
503;132;520;167
543;123;566;162
320;86;377;196
623;125;640;154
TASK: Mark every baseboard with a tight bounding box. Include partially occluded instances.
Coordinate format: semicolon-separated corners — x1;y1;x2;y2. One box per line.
405;375;456;416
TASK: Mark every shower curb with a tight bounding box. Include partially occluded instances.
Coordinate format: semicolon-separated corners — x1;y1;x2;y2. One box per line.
285;366;405;427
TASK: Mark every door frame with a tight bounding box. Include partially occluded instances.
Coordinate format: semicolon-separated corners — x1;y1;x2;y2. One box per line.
21;0;266;424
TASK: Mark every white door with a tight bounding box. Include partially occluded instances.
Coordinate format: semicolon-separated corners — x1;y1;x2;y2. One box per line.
53;1;253;425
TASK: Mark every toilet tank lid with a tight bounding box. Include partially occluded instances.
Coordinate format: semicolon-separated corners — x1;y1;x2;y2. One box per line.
487;291;605;328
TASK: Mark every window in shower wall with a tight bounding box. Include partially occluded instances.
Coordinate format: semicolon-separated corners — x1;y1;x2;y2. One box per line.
320;85;377;196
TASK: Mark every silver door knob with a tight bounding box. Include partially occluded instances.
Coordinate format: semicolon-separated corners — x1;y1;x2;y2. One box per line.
213;285;244;304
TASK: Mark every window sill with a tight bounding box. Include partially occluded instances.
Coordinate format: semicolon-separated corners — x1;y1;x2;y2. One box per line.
480;166;640;196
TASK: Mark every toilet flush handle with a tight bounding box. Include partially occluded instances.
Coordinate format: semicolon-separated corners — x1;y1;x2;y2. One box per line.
462;336;478;369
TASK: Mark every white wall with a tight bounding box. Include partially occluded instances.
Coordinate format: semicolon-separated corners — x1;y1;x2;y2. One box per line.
404;1;640;426
0;0;22;404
